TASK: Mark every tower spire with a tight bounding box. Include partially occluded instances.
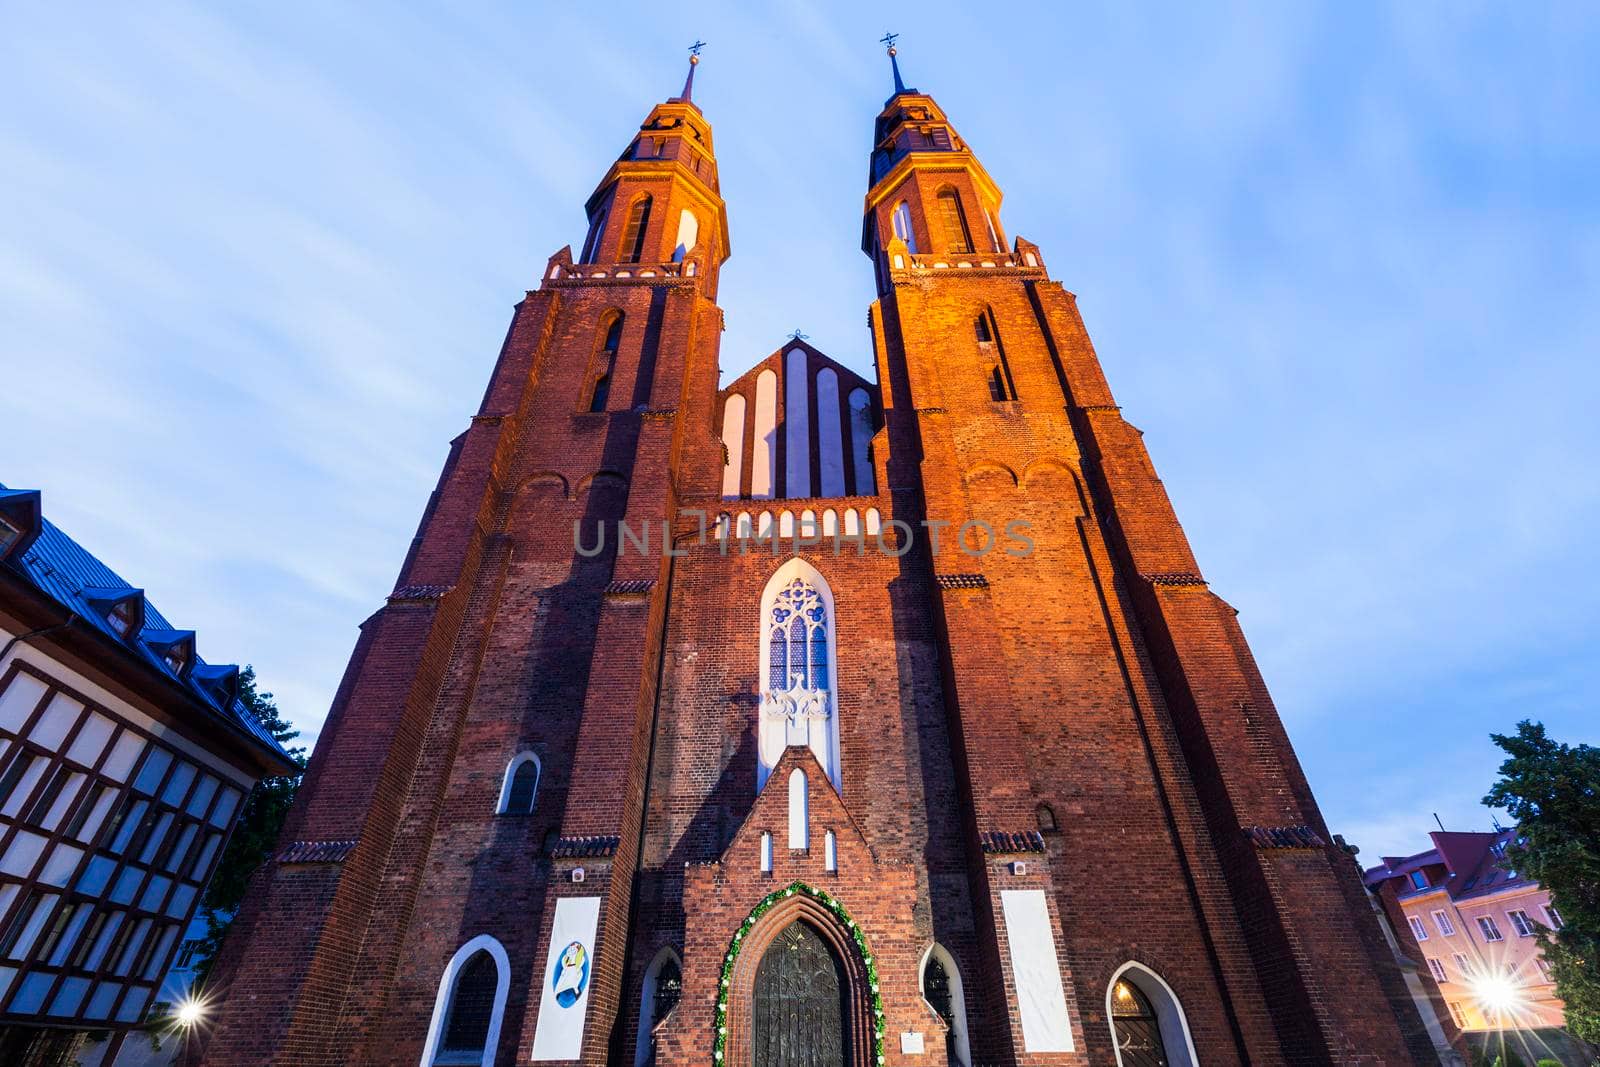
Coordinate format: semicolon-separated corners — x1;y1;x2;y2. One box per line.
880;32;912;96
674;40;706;103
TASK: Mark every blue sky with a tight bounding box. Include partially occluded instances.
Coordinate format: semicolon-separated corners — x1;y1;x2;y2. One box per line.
3;3;1596;861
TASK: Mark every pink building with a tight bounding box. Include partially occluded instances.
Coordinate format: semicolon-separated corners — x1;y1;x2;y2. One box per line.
1365;830;1565;1036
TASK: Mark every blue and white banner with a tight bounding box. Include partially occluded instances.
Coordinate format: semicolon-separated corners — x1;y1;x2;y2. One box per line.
531;896;602;1061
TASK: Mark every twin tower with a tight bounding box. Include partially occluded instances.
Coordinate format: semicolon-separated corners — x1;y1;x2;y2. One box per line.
202;49;1439;1067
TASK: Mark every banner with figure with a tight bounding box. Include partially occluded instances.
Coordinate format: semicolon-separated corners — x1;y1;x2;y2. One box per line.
531;896;602;1060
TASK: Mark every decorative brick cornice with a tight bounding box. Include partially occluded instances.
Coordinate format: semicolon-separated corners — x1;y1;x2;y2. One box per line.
1078;404;1120;414
935;574;989;589
1143;572;1207;587
640;408;678;421
278;839;358;865
979;830;1047;854
551;834;620;858
388;584;453;603
604;579;656;597
914;407;948;415
1245;825;1326;850
471;414;506;426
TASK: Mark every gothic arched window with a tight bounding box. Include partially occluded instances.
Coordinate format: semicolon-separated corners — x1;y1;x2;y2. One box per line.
588;314;623;412
580;207;608;263
892;200;918;254
498;753;540;815
424;936;509;1067
758;561;839;792
921;944;971;1067
935;188;973;254
619;194;653;263
634;948;685;1067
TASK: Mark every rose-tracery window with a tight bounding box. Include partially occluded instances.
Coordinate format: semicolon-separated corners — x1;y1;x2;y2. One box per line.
769;578;828;694
758;564;839;792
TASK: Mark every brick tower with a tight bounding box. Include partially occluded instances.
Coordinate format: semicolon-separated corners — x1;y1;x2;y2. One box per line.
201;46;1438;1067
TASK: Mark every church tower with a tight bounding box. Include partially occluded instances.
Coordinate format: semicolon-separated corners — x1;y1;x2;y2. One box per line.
201;44;1440;1067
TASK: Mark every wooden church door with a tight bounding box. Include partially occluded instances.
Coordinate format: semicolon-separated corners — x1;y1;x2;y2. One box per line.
751;921;848;1067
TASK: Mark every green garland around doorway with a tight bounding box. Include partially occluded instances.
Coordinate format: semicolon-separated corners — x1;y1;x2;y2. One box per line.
712;881;886;1065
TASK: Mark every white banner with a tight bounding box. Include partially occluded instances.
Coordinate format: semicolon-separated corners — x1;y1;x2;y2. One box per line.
531;896;602;1061
999;890;1075;1052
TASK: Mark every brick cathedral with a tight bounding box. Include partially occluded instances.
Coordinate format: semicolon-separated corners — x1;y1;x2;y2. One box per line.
203;46;1438;1067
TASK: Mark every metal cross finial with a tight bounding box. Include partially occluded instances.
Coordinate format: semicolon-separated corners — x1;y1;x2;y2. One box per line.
689;40;707;57
788;329;809;341
880;32;907;94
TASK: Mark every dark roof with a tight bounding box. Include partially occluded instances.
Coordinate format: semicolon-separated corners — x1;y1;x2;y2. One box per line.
1;485;293;768
1363;829;1532;902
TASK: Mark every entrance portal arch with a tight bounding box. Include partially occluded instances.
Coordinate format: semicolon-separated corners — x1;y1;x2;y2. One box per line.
716;885;878;1067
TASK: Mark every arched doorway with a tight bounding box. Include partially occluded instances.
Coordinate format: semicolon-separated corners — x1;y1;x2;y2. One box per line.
752;921;848;1067
1106;963;1197;1067
1110;978;1167;1066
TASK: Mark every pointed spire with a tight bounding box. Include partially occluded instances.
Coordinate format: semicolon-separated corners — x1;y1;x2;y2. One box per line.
673;40;706;103
880;32;913;97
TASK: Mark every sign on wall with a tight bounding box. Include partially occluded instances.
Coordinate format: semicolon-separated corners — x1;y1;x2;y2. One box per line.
999;890;1076;1052
531;896;602;1061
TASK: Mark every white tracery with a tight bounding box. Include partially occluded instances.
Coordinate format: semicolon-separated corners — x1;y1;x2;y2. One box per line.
757;562;839;792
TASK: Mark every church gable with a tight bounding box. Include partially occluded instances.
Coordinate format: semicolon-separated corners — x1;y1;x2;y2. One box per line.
718;745;878;878
717;339;881;501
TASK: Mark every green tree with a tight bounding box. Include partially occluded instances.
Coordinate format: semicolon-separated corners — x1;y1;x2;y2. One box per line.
189;665;306;986
1483;721;1600;1043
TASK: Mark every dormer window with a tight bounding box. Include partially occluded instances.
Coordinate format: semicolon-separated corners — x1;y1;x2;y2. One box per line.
0;513;21;554
165;647;189;674
108;600;136;638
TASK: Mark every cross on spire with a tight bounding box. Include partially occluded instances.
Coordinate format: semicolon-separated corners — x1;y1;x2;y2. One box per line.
880;32;908;95
676;40;706;102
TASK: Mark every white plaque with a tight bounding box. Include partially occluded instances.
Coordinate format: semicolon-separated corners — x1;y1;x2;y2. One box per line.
999;890;1075;1052
900;1031;925;1054
530;896;602;1060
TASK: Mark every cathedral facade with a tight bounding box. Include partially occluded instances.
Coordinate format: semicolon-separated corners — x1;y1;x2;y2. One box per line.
202;51;1438;1067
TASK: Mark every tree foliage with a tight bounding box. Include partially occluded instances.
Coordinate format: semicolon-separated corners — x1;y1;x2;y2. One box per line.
190;665;306;986
1483;721;1600;1043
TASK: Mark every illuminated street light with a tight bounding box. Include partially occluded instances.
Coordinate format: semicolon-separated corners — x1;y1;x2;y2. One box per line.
175;994;208;1028
1470;971;1527;1024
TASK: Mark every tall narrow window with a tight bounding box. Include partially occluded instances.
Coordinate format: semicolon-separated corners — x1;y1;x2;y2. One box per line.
438;951;497;1063
498;753;540;815
922;945;971;1067
891;200;918;254
935;188;973;254
580;208;608;263
758;561;839;792
425;937;509;1067
787;768;808;850
977;310;1016;401
589;315;623;412
619;195;653;263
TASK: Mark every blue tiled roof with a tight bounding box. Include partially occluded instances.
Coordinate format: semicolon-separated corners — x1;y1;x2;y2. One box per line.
1;485;292;766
